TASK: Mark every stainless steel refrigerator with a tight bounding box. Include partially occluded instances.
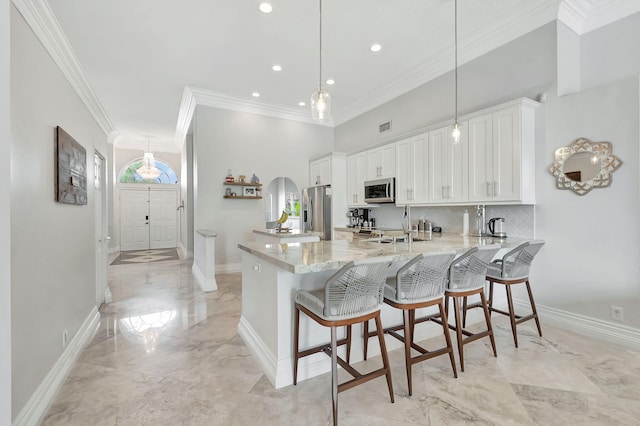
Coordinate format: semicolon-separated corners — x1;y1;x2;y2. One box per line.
302;185;332;240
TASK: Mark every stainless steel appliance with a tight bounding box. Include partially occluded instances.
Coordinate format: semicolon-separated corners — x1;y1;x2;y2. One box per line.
302;185;332;240
364;178;395;203
488;217;507;238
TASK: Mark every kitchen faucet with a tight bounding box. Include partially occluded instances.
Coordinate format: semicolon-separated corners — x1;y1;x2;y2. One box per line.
475;204;488;236
403;204;413;243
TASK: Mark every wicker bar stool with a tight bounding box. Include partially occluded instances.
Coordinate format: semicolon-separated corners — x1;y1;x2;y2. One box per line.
484;240;545;348
362;251;458;396
293;257;394;426
438;245;500;372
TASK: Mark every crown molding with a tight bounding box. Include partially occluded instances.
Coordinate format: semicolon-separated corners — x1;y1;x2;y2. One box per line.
559;0;640;35
333;0;559;126
12;0;115;136
175;86;198;148
174;86;331;146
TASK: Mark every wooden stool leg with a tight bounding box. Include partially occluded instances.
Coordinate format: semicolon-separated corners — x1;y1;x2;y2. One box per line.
480;291;497;357
488;280;494;310
438;301;458;378
346;325;352;363
374;314;394;403
505;284;518;348
462;296;468;327
402;309;413;395
363;319;369;361
331;326;339;426
526;280;542;337
452;295;465;372
293;306;300;385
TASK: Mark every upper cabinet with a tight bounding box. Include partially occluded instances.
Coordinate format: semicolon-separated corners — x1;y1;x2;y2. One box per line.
309;155;332;186
428;124;469;204
396;133;429;205
346;152;367;207
366;144;396;179
468;100;537;204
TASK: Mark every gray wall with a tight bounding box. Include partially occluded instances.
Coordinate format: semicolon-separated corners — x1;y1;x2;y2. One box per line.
193;107;333;266
1;0;11;422
334;23;557;153
535;77;640;327
335;16;640;329
10;6;108;417
581;12;640;91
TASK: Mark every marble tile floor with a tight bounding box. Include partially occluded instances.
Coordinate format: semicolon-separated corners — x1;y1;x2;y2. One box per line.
42;258;640;425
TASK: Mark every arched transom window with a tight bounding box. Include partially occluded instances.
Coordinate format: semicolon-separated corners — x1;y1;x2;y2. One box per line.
119;158;179;184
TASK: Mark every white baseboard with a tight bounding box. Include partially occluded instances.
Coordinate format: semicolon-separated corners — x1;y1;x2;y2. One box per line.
514;300;640;350
216;263;241;274
13;307;100;426
192;263;217;292
237;316;279;386
177;242;193;260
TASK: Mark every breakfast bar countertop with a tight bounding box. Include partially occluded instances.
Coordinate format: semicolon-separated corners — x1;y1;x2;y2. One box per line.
238;233;528;274
252;228;322;238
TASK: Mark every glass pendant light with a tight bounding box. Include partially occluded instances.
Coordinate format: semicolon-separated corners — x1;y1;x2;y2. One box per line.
311;0;331;122
451;0;460;143
136;136;161;180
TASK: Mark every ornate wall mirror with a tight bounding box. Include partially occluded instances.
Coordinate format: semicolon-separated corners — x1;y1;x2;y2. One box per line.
549;137;622;196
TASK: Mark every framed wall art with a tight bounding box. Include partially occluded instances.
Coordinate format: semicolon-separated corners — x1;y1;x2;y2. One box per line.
55;126;87;205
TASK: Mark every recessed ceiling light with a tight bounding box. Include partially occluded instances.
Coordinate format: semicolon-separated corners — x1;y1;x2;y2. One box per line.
298;101;306;106
252;92;260;98
370;44;382;53
259;3;272;14
326;79;335;85
272;65;282;72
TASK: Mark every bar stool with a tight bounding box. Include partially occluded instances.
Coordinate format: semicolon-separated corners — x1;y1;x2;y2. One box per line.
484;241;545;348
293;258;394;426
441;245;500;372
363;251;458;396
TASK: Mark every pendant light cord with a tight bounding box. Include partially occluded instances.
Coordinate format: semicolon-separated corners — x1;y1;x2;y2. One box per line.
319;0;323;91
454;0;458;123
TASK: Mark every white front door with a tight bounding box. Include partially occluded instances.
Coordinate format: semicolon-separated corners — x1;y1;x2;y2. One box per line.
150;189;178;249
121;188;151;251
120;187;179;251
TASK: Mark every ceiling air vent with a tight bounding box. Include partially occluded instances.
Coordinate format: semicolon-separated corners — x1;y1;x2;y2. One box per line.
379;121;392;133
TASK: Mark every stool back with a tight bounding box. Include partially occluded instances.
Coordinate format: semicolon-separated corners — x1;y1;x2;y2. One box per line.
393;251;456;302
324;257;393;319
448;245;500;292
497;240;545;280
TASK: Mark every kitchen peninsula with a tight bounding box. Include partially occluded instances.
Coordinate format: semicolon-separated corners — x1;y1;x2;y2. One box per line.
237;234;528;389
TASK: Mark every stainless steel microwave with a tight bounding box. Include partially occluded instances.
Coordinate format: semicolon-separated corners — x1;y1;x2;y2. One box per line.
364;178;395;203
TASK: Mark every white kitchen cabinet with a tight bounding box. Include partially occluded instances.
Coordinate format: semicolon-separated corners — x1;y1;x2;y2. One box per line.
309;155;332;186
468;99;536;204
428;124;468;203
346;152;367;207
395;133;428;205
366;143;396;179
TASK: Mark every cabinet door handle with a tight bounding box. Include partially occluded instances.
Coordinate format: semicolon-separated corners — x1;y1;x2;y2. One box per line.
448;186;451;199
487;182;492;196
493;182;498;196
441;186;445;198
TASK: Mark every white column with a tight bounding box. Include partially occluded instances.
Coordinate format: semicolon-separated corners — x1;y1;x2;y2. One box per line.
192;229;218;292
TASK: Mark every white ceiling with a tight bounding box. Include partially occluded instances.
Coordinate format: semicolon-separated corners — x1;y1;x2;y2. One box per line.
39;0;638;152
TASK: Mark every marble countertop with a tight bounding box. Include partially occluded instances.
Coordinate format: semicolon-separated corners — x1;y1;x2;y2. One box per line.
196;229;217;237
253;229;322;238
238;233;528;274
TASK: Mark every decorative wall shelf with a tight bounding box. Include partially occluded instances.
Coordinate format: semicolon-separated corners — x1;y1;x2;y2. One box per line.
223;182;262;199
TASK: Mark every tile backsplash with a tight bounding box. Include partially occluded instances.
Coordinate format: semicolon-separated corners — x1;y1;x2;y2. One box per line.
363;204;535;239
